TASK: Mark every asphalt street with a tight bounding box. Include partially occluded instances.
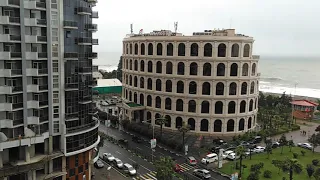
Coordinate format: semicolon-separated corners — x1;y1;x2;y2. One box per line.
92;163;127;180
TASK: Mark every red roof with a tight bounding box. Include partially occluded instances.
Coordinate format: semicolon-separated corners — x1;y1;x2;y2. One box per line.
290;100;319;107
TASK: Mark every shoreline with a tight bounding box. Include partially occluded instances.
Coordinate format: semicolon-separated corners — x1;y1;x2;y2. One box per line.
260;91;319;102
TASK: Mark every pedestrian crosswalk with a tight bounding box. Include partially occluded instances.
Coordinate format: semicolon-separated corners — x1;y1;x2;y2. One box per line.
136;171;157;180
179;163;196;171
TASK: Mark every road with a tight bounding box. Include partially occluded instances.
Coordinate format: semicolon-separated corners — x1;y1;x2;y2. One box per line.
99;124;230;180
92;163;127;180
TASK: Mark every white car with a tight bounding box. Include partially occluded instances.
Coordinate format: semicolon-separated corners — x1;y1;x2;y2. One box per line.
103;153;115;162
227;152;239;160
201;153;218;164
253;146;265;153
222;150;234;159
113;158;124;169
123;163;136;176
297;143;312;150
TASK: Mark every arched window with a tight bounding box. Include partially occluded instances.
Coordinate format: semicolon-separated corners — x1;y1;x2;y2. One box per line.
129;91;132;101
165;98;172;110
201;101;210;113
156;61;162;73
134;92;137;103
248;117;252;129
177;62;185;75
166;62;173;74
140;94;144;105
190;43;198;56
216;82;224;95
188;118;195;130
134;76;137;87
217;63;225;76
228;101;236;114
218;43;226;57
165;115;171;127
134;60;138;71
243;44;250;57
126;44;129;54
253;116;255;127
125;59;128;69
140;77;144;88
176;117;182;128
249;99;254;111
148;43;153;55
215;101;223;114
129;75;132;86
230;63;238;76
189;62;198;75
200;119;209;132
157;43;163;56
155;96;161;108
189;81;197;94
250;82;255;94
147;111;151;121
242;63;248;76
167;43;173;56
129;44;132;54
140;60;145;72
129;59;132;70
166;80;172;92
134;43;138;55
227;119;235;132
204;43;212;57
178;43;185;56
188;100;196;113
240;100;246;113
241;82;247;95
176;99;183;111
125;89;128;99
147;61;153;73
214;120;222;132
147;78;152;90
203;63;211;76
125;75;128;84
140;43;145;55
155;113;161;123
177;81;184;93
252;63;256;76
156;79;162;91
255;98;258;109
202;82;211;95
229;82;237;95
231;44;239;57
239;119;245;131
147;95;152;106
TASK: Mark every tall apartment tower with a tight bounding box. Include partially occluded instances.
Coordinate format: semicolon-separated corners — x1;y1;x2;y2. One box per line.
0;0;99;180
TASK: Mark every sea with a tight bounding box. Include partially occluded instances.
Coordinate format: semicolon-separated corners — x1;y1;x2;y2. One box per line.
95;52;320;99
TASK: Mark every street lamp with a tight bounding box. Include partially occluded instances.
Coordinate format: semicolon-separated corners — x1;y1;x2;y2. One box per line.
142;120;155;162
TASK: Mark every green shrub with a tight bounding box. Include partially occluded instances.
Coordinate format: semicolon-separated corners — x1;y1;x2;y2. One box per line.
250;162;264;172
293;163;303;174
293;152;299;159
263;170;272;178
312;159;319;166
247;172;259;180
301;150;306;156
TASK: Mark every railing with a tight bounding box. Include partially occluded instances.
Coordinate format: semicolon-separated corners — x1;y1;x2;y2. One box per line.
12;86;23;92
38;68;48;74
10;35;21;41
252;55;260;59
66;120;98;134
65;83;78;89
37;36;47;42
10;52;22;58
9;17;20;23
10;69;22;75
8;0;20;6
91;11;99;18
37;19;46;25
92;39;98;45
12;103;23;109
85;24;97;30
38;52;47;58
39;101;48;106
77;7;92;14
76;38;92;44
39;116;48;122
85;52;98;58
65;113;78;120
63;21;77;27
39;84;48;91
36;2;46;8
12;118;23;126
64;52;78;58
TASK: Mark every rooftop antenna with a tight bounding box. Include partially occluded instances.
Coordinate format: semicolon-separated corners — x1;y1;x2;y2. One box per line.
174;22;178;33
130;24;133;34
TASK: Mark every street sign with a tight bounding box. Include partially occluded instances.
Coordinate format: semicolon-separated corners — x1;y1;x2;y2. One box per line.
150;139;157;149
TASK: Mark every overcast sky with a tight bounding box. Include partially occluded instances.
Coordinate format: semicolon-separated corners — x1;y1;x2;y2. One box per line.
93;0;319;64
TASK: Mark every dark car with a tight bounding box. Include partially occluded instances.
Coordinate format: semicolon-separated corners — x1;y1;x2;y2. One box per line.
118;138;128;145
94;160;104;169
132;136;142;143
211;146;221;153
253;136;262;144
212;139;226;146
272;142;280;148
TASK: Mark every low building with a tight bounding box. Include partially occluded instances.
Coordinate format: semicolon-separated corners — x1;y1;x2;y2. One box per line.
291;100;319;120
93;78;122;95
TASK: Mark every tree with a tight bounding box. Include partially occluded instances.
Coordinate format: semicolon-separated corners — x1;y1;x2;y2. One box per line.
306;164;315;179
117;56;123;81
265;142;273;159
236;146;246;178
272;160;284;174
314;168;320;180
156;115;167;141
283;158;303;180
279;134;287;154
288;140;294;152
178;122;190;152
154;156;174;180
316;99;320;111
315;125;320;132
308;133;320;153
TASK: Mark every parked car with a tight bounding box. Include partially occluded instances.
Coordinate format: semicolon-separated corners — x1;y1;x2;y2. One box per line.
94;160;104;169
103;153;115;162
297;143;313;150
211;146;221;153
253;136;262;144
201;153;218;164
212;139;226;145
132;136;142;143
113;158;124;169
123;163;137;176
186;156;197;165
222;150;234;159
193;169;211;179
227;152;239;160
253;146;265;153
272;142;280;148
173;164;182;173
118;139;128;145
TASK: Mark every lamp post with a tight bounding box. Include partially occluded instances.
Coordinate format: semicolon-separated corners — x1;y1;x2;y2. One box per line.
143;120;155;162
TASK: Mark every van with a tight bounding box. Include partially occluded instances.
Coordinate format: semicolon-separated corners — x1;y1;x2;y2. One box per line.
201;153;218;164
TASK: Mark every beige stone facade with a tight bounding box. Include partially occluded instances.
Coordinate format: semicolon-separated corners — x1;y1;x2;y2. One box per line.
121;29;260;135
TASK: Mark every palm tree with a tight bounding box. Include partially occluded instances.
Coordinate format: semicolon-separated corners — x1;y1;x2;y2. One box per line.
236;146;246;178
156;115;167;140
178;121;190;152
284;158;303;180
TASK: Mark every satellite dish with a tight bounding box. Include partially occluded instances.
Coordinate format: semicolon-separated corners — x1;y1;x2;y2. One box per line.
0;132;8;142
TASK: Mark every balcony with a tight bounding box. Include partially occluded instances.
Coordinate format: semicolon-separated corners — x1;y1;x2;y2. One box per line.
65;112;79;121
25;35;47;43
0;34;21;42
27;116;48;125
0;16;20;25
85;52;98;59
27;100;49;109
252;55;260;60
0;102;23;111
27;84;48;92
26;68;48;76
78;96;92;104
64;52;78;60
24;0;46;9
85;24;97;31
36;19;47;26
77;7;92;15
75;38;92;45
0;86;23;94
0;52;21;60
0;0;20;6
66;119;98;134
77;67;92;74
25;52;47;60
65;83;78;91
63;21;78;29
92;39;98;45
91;11;99;18
0;119;13;128
0;69;22;77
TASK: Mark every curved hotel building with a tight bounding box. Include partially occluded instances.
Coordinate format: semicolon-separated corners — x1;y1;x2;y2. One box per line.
0;0;99;179
121;29;260;136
